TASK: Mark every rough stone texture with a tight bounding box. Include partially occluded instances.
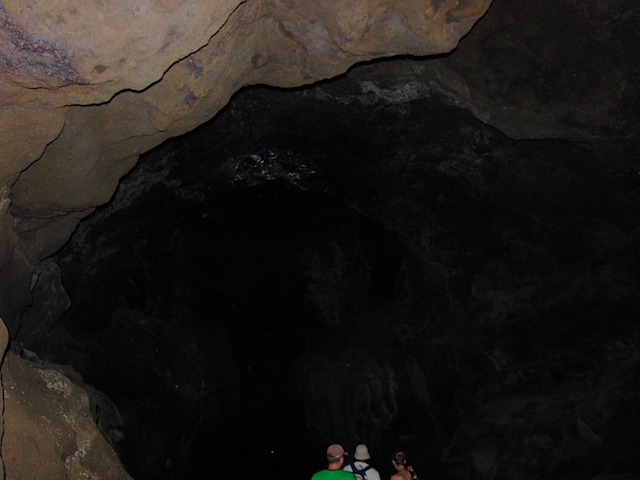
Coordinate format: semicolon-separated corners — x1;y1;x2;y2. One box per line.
1;350;131;479
0;0;491;335
16;258;71;345
0;0;489;312
0;1;492;475
444;355;640;480
421;0;640;144
0;318;8;480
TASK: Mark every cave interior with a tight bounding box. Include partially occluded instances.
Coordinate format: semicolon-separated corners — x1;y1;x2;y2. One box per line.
8;3;640;480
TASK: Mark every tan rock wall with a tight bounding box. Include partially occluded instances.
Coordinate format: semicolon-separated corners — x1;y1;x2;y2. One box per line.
0;0;491;329
1;350;132;479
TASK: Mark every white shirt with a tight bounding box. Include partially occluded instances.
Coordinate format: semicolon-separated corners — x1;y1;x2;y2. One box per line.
344;460;382;480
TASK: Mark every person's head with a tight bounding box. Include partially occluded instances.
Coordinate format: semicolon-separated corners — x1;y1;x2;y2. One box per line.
326;444;348;468
354;444;371;461
392;450;407;468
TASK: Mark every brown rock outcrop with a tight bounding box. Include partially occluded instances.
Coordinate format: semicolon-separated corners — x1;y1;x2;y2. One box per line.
1;348;131;479
0;0;491;330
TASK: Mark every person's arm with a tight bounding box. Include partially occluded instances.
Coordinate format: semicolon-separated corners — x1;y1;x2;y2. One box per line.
407;466;418;480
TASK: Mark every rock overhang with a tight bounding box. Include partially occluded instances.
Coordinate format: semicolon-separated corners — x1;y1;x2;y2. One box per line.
0;0;493;327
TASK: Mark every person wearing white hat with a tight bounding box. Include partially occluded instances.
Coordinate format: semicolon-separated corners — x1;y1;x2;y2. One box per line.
343;444;381;480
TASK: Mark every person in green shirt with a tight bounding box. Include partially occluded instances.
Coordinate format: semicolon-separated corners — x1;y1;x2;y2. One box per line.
311;444;356;480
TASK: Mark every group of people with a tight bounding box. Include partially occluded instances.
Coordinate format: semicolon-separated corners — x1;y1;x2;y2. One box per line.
311;443;418;480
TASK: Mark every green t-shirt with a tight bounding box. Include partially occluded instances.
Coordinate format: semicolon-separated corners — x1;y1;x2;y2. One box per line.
311;468;355;480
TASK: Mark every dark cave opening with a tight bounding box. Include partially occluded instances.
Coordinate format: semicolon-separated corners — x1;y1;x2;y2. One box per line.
49;168;409;479
32;69;640;480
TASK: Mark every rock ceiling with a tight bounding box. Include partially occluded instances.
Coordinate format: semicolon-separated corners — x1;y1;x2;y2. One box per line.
2;0;639;336
1;0;492;329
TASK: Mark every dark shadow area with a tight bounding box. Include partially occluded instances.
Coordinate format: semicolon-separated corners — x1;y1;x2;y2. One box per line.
36;72;640;480
48;170;408;479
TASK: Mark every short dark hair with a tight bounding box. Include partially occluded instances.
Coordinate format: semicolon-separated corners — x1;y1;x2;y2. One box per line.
392;451;407;466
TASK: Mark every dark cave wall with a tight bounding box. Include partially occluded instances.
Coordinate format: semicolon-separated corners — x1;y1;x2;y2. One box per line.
45;171;412;478
35;75;640;480
422;0;640;144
